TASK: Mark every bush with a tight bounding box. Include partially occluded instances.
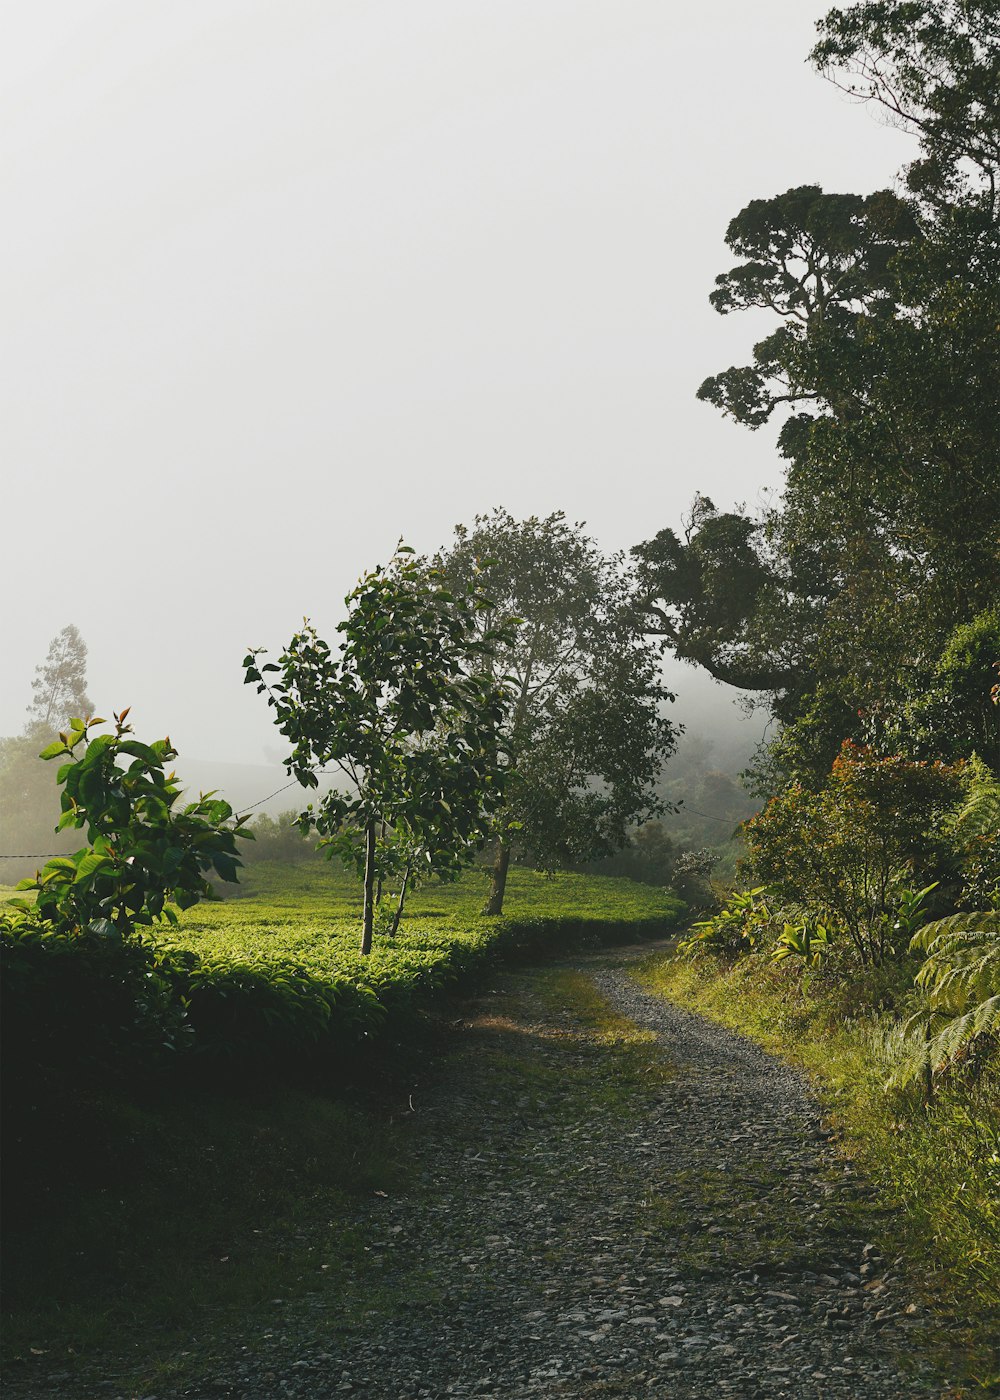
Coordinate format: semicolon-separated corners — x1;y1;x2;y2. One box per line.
2;874;688;1080
678;886;774;956
744;742;963;964
576;820;676;887
241;810;317;864
889;911;1000;1092
1;911;191;1080
947;757;1000;911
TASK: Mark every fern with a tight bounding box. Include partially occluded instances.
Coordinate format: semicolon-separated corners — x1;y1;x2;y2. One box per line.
949;760;1000;844
890;912;1000;1087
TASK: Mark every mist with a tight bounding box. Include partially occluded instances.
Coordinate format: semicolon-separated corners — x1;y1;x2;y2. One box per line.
2;0;912;774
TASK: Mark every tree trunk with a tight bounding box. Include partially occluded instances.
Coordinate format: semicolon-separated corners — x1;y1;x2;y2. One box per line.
389;857;413;936
484;838;511;916
375;818;386;906
361;819;377;955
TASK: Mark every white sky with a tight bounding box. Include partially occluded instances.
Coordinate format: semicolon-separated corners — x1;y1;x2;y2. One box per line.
1;1;914;768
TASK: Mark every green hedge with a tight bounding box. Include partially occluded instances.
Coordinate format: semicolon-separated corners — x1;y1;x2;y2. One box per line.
1;883;685;1078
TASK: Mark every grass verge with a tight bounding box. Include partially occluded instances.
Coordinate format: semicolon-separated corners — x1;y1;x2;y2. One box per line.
635;947;1000;1390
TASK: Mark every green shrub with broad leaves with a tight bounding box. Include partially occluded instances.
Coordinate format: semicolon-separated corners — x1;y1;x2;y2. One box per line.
11;710;251;934
743;742;963;965
678;886;774;955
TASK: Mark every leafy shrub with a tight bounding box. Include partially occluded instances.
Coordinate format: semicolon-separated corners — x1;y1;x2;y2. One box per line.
3;867;687;1078
671;847;720;909
1;910;192;1078
771;917;831;971
12;713;250;935
877;606;1000;770
577;820;677;887
177;956;386;1062
744;742;963;964
678;886;774;955
947;757;1000;910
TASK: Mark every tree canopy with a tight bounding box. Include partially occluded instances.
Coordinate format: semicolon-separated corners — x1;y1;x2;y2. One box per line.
636;0;1000;791
245;547;512;952
26;624;93;735
437;510;678;914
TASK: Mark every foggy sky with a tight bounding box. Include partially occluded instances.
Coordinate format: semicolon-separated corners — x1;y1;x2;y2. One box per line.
2;1;914;773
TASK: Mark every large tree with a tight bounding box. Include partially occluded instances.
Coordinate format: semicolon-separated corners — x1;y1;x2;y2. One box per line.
437;510;678;915
636;1;1000;790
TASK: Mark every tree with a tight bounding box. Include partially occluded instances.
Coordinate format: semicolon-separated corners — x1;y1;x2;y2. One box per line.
635;2;1000;790
436;510;679;915
26;624;93;734
244;547;512;954
1;626;95;873
743;742;964;964
811;1;1000;207
870;607;1000;771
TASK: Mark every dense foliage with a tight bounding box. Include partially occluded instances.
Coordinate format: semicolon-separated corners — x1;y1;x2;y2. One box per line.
12;712;250;935
634;1;999;791
743;743;963;963
661;7;1000;1319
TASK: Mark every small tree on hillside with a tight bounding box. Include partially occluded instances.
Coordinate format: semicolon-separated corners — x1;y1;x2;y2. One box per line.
0;626;95;870
244;547;513;954
437;510;679;915
26;625;93;733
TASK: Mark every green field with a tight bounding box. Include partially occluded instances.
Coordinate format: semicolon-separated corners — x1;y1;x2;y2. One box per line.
159;858;684;981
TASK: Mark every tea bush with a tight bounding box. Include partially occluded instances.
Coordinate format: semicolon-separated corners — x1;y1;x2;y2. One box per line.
3;863;686;1076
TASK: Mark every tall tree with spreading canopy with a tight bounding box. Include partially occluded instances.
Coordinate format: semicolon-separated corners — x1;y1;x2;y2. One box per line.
636;0;1000;790
437;510;679;915
245;547;512;953
1;625;96;871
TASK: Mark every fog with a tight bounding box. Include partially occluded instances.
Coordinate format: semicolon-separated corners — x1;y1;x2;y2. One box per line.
2;1;913;775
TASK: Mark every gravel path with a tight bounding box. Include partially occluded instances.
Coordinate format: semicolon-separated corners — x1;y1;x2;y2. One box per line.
12;948;951;1400
138;950;945;1400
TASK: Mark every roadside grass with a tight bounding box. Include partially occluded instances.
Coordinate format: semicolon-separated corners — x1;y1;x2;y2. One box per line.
635;948;1000;1388
2;1071;404;1380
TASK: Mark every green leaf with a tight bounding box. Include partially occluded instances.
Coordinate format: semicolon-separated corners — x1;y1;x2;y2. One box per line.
74;851;112;883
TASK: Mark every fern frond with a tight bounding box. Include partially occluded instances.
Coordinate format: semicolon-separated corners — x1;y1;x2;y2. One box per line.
909;911;1000;957
892;910;1000;1080
924;995;1000;1070
921;946;1000;1010
951;777;1000;843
